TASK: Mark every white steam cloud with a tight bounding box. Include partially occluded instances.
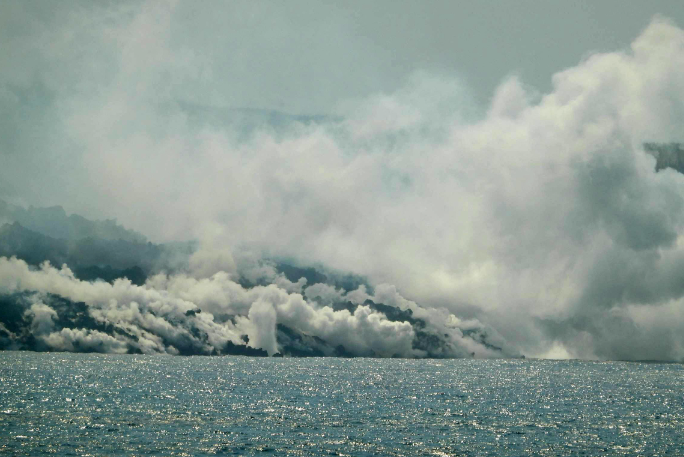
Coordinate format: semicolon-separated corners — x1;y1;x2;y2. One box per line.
1;257;503;357
2;2;684;361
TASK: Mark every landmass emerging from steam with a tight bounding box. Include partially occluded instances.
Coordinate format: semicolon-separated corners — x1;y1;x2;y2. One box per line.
0;202;509;358
3;5;684;362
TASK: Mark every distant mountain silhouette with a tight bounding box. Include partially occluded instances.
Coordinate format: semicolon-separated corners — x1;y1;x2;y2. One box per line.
0;221;69;267
0;222;159;285
173;101;341;140
0;199;146;243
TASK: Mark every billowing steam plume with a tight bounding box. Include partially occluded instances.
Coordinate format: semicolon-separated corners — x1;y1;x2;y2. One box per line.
0;255;508;358
2;3;684;361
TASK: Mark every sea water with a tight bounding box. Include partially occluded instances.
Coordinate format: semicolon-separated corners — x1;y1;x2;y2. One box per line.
1;352;682;456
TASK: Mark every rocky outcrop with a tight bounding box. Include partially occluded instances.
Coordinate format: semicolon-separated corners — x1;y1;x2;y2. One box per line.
644;142;684;173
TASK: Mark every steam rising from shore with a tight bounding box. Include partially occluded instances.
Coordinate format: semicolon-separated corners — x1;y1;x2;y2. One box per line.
0;257;507;357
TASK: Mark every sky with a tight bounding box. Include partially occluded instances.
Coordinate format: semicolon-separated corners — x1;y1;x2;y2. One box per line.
3;1;684;361
3;1;684;115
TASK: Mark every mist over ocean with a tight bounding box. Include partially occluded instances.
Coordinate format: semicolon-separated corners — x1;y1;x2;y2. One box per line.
2;352;683;456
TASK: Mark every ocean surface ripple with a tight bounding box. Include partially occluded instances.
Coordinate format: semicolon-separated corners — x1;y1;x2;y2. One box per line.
1;353;682;456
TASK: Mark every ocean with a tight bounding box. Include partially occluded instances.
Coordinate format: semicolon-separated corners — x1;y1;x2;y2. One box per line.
1;352;682;456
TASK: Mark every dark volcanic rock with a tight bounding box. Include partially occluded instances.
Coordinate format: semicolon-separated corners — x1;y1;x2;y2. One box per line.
223;340;268;357
644;142;684;173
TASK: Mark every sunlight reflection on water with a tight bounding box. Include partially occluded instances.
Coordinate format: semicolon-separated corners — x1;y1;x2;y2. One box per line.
1;353;682;456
